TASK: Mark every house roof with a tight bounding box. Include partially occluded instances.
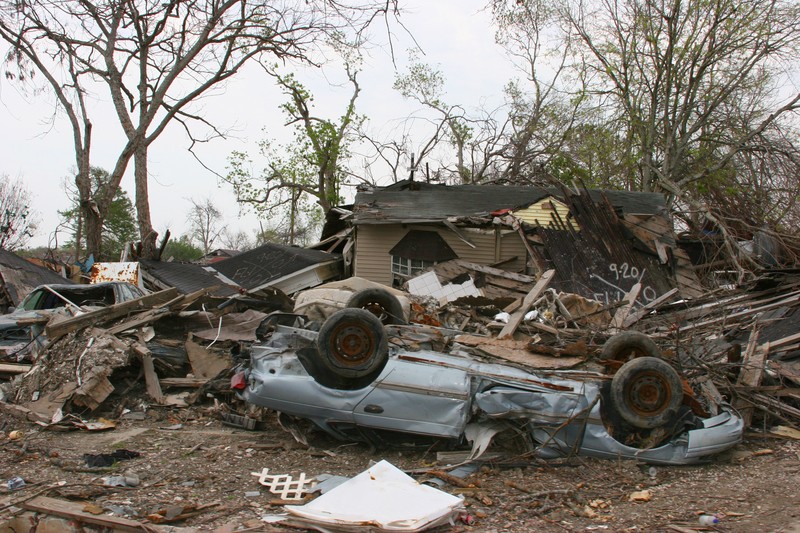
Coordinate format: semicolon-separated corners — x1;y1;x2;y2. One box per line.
0;249;72;305
139;260;239;297
211;242;340;291
353;180;666;224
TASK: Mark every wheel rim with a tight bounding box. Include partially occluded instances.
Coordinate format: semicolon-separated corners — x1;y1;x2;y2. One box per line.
624;370;674;417
328;322;376;368
361;301;390;323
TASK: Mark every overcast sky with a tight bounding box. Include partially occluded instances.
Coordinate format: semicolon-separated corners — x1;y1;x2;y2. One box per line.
0;0;517;251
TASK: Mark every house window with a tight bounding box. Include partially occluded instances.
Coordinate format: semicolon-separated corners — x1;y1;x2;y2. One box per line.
389;230;458;286
391;256;434;277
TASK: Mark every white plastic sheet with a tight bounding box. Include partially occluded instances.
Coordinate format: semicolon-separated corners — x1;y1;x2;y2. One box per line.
285;460;463;532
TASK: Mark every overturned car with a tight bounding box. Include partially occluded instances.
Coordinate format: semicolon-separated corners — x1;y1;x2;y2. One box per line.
235;309;743;465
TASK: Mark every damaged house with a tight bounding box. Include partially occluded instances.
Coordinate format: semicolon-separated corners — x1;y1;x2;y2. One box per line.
346;180;702;305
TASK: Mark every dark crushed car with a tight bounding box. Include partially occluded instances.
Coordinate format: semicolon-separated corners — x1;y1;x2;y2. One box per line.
235;308;743;465
0;282;147;358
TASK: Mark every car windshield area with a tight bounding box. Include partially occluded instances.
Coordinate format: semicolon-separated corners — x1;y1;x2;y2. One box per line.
19;285;121;311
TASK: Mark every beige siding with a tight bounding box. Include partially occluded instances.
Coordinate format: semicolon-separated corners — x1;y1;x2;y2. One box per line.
514;198;578;229
354;224;529;285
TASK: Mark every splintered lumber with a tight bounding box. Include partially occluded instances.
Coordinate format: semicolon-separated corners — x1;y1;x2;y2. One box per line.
45;287;179;341
160;377;209;388
21;496;149;532
72;373;114;410
622;288;679;328
456;334;583;369
610;282;642;331
131;340;165;403
735;325;769;426
498;269;555;339
106;308;167;335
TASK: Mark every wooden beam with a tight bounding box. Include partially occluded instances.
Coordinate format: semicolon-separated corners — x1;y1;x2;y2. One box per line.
734;325;768;426
160;377;209;388
0;363;32;374
45;287;179;341
21;496;150;532
139;351;165;404
622;288;679;328
610;282;642;331
498;269;555;340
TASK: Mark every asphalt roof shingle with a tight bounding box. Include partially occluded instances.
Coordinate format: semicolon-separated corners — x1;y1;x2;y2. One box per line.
353;181;666;224
212;243;340;291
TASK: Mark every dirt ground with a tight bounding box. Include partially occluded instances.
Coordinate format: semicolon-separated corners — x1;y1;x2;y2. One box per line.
1;403;799;533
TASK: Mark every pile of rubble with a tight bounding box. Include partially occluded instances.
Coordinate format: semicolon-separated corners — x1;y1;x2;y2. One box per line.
0;263;797;436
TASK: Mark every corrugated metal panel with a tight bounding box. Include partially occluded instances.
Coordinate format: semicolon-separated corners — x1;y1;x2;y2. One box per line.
89;262;141;287
513;198;578;230
355;224;528;284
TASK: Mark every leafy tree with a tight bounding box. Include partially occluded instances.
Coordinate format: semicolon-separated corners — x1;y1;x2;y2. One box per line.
225;53;362;244
553;0;800;196
0;174;39;251
161;235;203;262
0;0;398;260
59;167;138;261
486;0;800;275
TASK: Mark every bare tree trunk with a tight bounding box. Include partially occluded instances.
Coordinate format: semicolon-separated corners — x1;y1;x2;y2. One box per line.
134;145;158;259
74;123;102;260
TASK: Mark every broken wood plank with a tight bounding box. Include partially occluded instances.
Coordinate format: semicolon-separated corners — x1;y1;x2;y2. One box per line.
523;320;559;336
140;351;165;404
750;392;800;423
72;373;114;410
21;496;148;532
610;282;641;331
734;325;767;426
159;377;210;388
0;363;32;374
0;400;51;424
622;288;679;328
673;292;800;334
106;308;169;335
456;333;583;369
45;287;179;341
498;269;555;339
186;337;231;378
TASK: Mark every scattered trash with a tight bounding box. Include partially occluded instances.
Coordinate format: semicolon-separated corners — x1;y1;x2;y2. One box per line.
251;468;316;501
699;514;720;525
83;449;141;468
75;418;117;431
101;475;140;487
628;489;653;502
7;476;25;490
493;312;510;323
311;474;350;494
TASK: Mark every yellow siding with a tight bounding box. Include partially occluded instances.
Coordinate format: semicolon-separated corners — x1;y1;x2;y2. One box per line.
354;224;529;285
514;198;579;230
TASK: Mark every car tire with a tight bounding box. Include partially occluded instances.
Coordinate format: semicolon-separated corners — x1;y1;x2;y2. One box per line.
601;331;661;361
610;357;683;429
316;308;389;380
345;288;407;325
